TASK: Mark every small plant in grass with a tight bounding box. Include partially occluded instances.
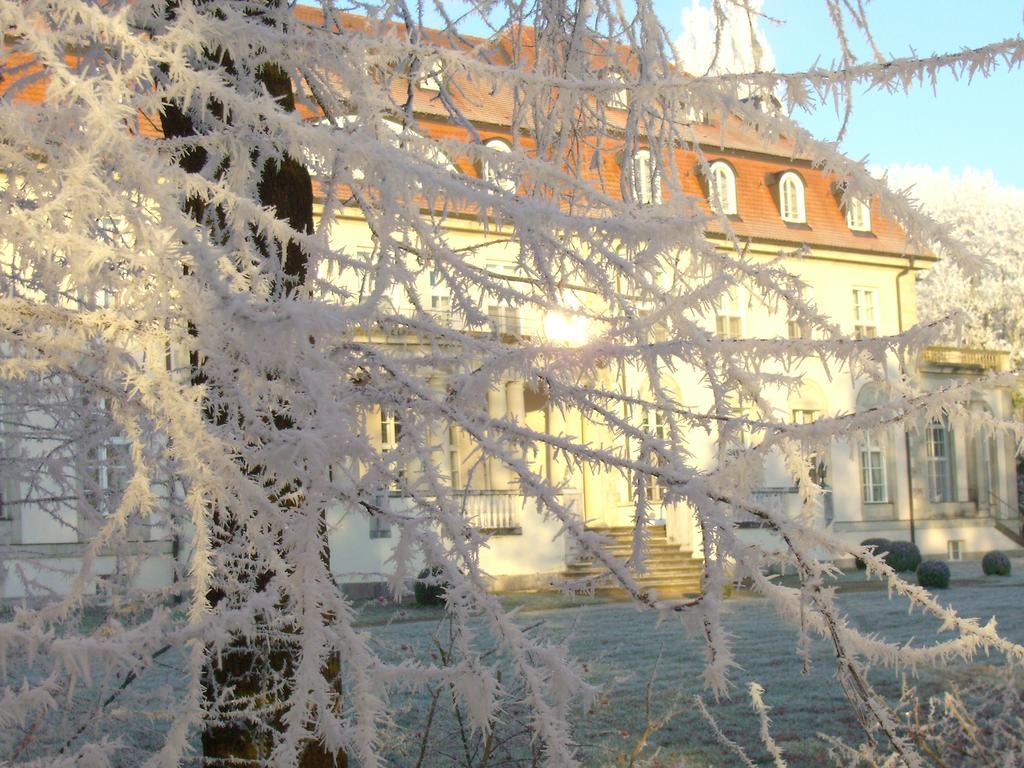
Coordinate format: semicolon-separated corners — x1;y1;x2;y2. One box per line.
827;672;1024;766
414;567;448;606
855;538;891;570
917;561;951;589
884;541;921;573
982;550;1011;576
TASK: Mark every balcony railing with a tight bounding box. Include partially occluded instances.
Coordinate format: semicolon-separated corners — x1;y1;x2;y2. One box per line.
737;486;832;527
460;490;524;533
372;304;542;339
919;346;1010;372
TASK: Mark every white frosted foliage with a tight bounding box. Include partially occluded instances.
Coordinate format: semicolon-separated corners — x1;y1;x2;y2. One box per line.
0;0;1020;766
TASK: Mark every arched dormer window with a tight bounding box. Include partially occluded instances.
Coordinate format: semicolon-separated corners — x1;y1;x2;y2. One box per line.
606;71;628;110
629;149;660;205
846;196;871;232
709;161;737;215
418;58;444;92
482;138;516;193
779;171;805;223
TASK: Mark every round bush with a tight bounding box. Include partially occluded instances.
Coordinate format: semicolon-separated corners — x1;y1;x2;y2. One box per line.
855;537;891;570
884;541;922;573
917;560;951;589
982;550;1011;577
414;567;447;606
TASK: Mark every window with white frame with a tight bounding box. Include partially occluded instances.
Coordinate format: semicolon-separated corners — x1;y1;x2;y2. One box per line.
85;398;131;516
852;287;879;339
428;268;452;321
792;409;819;425
486;262;521;335
0;391;16;522
447;425;463;488
723;398;757;459
787;287;814;340
369;508;392;539
779;171;805;223
482;138;516;193
630;149;660;205
417;58;444;91
947;539;964;561
380;407;401;450
708;162;737;215
637;408;667;503
606;71;628;110
379;406;405;502
926;419;954;502
793;408;827;485
860;431;888;503
846;196;871;232
716;286;744;339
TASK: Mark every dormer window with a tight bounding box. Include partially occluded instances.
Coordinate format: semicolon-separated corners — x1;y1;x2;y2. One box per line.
418;59;444;92
709;161;737;215
606;71;628;110
846;196;871;232
482;138;516;193
630;149;660;205
779;171;805;223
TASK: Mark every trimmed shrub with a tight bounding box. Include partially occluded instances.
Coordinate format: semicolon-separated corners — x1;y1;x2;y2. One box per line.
414;567;447;606
982;550;1012;577
855;537;891;570
884;541;922;573
917;560;951;589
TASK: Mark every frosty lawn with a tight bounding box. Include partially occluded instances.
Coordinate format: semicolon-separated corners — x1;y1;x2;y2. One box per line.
368;560;1024;766
3;561;1021;766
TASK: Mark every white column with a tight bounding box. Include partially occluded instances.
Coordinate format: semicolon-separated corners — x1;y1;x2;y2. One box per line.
505;380;525;423
487;384;511;490
428;375;450;484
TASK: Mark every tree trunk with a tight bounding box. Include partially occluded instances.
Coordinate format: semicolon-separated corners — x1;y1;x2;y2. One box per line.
159;4;344;765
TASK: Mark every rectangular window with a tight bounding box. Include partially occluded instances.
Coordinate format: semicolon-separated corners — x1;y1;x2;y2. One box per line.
643;473;663;503
947;539;963;561
86;398;131;517
369;517;392;539
429;269;452;323
926;420;953;502
846;197;871;232
716;287;744;339
380;408;404;493
724;404;753;458
787;288;814;340
792;409;818;425
860;432;887;503
788;317;811;339
380;408;401;449
448;425;462;488
852;288;879;339
638;408;666;503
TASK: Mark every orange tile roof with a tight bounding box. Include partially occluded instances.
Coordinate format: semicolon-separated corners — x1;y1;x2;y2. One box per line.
2;10;920;259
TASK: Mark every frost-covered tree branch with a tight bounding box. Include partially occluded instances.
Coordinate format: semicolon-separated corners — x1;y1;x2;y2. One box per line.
0;0;1021;765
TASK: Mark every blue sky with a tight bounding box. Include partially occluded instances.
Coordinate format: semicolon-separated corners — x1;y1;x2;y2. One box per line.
385;0;1024;185
656;0;1024;186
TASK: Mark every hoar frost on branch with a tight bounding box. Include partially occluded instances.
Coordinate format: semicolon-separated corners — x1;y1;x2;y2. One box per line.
884;164;1024;369
0;0;1021;766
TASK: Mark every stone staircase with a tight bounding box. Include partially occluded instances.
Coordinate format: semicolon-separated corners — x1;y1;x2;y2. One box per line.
563;524;702;599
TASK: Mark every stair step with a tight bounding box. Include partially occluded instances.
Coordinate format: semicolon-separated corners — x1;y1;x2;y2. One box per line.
568;527;702;596
565;561;703;578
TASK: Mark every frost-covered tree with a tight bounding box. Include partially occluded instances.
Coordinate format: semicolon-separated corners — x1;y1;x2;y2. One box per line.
0;0;1023;766
885;164;1024;369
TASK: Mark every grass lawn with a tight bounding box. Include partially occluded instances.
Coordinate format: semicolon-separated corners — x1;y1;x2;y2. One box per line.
370;559;1024;766
1;560;1021;766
